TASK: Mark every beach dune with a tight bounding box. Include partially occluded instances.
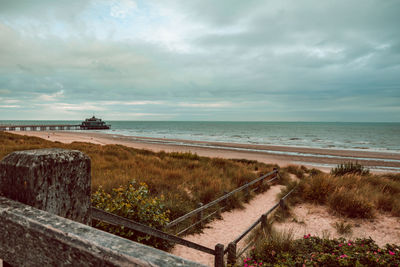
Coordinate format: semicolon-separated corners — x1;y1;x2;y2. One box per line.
10;131;400;173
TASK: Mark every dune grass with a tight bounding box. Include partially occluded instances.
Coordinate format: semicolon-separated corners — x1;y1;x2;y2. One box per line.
282;164;400;219
331;162;370;176
0;132;284;223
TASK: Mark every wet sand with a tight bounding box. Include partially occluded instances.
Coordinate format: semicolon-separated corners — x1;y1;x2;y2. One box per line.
10;131;400;172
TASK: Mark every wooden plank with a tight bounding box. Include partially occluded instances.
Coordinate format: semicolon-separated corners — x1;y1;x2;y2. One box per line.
91;207;216;256
166;170;278;228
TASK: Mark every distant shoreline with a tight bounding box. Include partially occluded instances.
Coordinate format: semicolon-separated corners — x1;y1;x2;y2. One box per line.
10;131;400;173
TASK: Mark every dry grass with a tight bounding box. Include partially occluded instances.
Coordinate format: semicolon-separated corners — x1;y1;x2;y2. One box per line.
285;165;306;179
333;221;353;235
288;168;400;218
0;132;282;222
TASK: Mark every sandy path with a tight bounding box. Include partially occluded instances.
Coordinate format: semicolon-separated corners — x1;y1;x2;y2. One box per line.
171;185;283;266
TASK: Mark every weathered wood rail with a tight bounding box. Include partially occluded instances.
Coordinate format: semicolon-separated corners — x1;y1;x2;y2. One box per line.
166;169;279;236
0;149;204;267
92;207;224;266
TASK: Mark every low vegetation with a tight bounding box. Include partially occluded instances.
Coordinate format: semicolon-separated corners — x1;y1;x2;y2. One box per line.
283;163;400;219
3;132;399;261
0;132;285;236
245;228;400;266
331;161;370;176
334;221;353;235
92;180;171;249
245;163;400;265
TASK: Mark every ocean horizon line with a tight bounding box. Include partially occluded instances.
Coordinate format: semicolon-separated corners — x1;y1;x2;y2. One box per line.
1;120;400;123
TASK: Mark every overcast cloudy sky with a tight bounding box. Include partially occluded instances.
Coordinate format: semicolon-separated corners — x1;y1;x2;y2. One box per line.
0;0;399;121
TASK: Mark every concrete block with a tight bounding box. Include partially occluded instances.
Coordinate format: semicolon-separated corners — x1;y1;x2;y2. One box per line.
0;148;91;225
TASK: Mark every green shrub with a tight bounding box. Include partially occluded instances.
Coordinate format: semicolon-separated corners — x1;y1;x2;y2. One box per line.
246;235;400;266
331;162;370;176
91;180;172;250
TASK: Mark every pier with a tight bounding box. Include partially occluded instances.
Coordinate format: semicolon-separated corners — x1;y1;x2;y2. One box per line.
0;124;82;131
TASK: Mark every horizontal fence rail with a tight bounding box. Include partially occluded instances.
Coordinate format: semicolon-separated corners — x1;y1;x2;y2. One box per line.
92;207;216;256
92;207;225;267
166;169;278;229
176;206;226;236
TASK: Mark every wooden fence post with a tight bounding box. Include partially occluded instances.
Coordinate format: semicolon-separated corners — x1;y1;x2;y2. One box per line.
223;191;229;208
217;204;222;219
214;243;224;267
227;242;237;266
244;186;250;201
279;198;286;210
197;202;204;228
273;168;278;179
261;214;267;230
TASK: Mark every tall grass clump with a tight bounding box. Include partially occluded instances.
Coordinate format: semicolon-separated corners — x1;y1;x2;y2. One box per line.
334;221;353;235
331;162;370;176
328;187;374;218
287;162;400;218
285;165;305;179
296;173;336;204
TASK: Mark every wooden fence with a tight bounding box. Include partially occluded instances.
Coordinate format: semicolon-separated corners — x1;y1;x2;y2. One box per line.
91;169;282;267
91;207;225;266
166;169;279;236
226;187;297;265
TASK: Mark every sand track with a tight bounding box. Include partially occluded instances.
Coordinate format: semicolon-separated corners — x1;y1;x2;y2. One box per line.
171;185;284;266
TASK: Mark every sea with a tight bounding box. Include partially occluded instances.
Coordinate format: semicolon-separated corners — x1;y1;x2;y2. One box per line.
1;121;399;153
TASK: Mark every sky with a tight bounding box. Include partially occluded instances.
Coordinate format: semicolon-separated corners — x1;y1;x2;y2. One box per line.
0;0;399;121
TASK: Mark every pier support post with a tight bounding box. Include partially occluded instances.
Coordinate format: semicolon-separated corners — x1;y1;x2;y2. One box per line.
0;148;92;224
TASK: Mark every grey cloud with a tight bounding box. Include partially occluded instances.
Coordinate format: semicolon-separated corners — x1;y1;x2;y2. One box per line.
0;0;399;121
0;0;91;20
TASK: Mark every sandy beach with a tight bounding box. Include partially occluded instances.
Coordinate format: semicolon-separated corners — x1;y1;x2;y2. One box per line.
10;130;400;173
